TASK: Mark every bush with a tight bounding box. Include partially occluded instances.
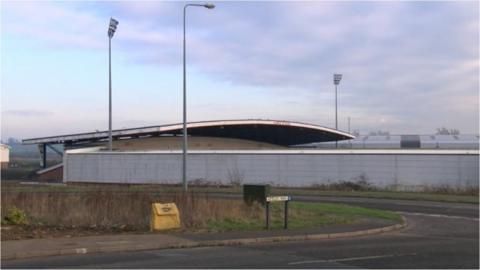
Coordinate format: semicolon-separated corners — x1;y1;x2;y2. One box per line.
421;185;479;196
308;174;375;192
3;207;29;225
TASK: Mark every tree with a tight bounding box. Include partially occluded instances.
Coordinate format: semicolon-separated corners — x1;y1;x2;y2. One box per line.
436;127;460;135
368;130;390;136
7;137;21;145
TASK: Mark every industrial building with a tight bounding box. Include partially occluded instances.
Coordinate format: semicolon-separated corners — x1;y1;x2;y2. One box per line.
22;119;479;190
305;134;480;149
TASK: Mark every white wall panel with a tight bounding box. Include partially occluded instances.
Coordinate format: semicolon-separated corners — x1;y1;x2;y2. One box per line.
65;152;479;190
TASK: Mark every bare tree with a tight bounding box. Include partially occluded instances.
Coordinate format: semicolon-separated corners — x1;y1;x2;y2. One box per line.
368;130;390;136
436;127;460;135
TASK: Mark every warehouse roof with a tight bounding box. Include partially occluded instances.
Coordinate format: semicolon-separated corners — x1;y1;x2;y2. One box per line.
22;119;354;147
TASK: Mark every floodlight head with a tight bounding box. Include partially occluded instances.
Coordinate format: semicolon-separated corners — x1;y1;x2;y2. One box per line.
110;18;119;26
108;18;119;38
204;3;215;9
334;73;342;85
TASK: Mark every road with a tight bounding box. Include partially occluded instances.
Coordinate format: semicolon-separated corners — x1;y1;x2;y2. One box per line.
3;197;479;269
213;193;479;218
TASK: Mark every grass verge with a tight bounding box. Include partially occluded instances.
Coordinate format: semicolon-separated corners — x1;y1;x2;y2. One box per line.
1;188;401;240
206;202;401;232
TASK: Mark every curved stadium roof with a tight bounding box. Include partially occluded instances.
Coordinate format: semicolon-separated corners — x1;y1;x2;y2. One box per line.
22;119;354;147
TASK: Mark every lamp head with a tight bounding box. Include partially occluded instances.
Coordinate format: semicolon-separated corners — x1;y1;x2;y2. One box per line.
334;73;342;85
204;3;215;9
108;18;119;38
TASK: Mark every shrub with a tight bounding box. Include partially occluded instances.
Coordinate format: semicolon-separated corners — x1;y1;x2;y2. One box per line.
3;207;29;225
227;167;244;187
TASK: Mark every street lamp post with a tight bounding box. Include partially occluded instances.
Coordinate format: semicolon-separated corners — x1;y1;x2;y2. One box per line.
333;73;342;148
183;3;215;193
108;18;119;151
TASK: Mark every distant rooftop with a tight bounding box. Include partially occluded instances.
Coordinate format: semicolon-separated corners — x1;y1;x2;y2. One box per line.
300;134;480;149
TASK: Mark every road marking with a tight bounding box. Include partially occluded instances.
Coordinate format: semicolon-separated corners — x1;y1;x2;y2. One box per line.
75;248;87;254
157;253;189;257
397;212;479;221
289;253;416;265
95;240;130;245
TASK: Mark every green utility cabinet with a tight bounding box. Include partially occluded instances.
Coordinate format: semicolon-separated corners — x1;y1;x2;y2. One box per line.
243;184;270;205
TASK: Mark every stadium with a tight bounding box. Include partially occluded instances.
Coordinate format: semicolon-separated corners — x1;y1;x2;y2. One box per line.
23;119;479;190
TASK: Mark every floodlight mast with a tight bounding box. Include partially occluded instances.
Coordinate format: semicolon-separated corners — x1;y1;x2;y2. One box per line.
108;18;118;151
182;3;215;193
333;73;342;148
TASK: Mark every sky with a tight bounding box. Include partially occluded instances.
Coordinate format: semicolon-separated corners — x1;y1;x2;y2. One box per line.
1;0;479;140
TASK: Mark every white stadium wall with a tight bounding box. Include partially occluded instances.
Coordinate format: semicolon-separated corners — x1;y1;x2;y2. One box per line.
63;149;479;190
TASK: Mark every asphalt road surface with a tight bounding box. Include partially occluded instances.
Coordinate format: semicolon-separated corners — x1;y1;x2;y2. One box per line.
214;193;480;218
3;197;479;269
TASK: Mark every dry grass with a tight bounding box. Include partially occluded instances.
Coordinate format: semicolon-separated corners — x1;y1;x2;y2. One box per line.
1;190;263;231
0;187;403;240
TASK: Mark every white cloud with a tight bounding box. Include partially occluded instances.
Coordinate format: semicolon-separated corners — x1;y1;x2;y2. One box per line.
2;110;54;117
1;1;478;136
2;1;104;49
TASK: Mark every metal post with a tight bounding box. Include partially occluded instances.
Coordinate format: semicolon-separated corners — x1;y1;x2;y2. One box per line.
266;202;270;230
42;144;47;168
348;117;352;148
107;18;118;151
182;6;188;193
181;3;214;193
284;200;288;229
348;116;351;133
108;36;112;151
335;84;338;148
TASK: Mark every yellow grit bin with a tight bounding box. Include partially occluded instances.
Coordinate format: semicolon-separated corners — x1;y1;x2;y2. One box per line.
150;203;181;231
